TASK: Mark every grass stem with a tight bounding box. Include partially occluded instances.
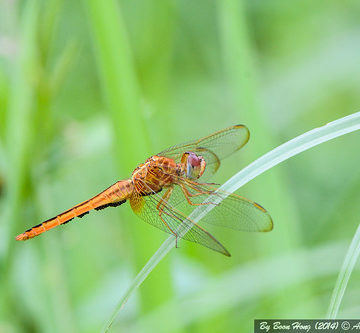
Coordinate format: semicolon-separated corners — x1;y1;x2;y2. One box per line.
327;224;360;318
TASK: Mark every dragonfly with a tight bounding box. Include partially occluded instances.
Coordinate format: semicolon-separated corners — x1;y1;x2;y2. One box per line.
16;125;273;256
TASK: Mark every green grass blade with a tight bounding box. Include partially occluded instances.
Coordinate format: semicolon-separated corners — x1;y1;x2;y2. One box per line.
103;111;360;331
0;0;40;328
327;224;360;318
84;0;176;325
84;0;149;163
1;0;38;267
218;0;302;254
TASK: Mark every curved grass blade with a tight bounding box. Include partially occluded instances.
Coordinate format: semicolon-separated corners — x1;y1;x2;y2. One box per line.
103;111;360;332
327;224;360;318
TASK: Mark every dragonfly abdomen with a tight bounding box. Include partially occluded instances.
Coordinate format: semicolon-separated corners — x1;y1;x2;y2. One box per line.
16;180;133;241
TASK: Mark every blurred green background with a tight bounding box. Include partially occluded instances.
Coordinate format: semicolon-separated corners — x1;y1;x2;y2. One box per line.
1;0;360;332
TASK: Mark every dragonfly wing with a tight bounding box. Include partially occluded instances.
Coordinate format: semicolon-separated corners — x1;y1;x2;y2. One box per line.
129;183;230;256
200;193;273;232
146;176;273;233
174;182;273;232
158;125;250;180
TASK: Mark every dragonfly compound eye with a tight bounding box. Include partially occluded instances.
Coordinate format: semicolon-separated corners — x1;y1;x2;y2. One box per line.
186;152;206;179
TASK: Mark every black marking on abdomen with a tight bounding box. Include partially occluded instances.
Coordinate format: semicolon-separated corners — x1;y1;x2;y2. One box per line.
62;218;74;225
26;223;43;232
78;212;89;218
95;200;126;211
28;200;126;232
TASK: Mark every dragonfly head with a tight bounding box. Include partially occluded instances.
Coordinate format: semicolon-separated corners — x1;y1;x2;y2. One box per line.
182;152;206;180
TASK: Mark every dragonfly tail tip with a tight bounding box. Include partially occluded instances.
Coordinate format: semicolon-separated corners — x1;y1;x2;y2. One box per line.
15;233;27;241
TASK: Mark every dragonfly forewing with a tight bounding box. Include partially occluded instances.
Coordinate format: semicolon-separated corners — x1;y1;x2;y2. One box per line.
158;125;250;180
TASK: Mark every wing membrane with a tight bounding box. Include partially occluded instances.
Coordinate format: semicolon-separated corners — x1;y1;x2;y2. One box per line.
194;190;273;232
159;181;273;233
129;177;272;256
130;182;230;256
158;125;250;179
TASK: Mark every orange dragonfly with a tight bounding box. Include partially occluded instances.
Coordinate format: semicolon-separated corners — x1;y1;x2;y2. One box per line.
16;125;273;256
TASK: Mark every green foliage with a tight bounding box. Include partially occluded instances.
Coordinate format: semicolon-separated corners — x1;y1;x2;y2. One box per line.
1;0;360;332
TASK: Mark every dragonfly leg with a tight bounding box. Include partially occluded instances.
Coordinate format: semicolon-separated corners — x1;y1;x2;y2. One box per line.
184;178;218;190
156;187;172;211
183;186;213;197
159;209;181;247
182;180;215;197
159;209;180;247
156;187;178;239
180;184;218;206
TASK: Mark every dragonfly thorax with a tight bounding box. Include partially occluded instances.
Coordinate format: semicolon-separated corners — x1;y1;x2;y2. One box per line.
181;152;206;180
131;156;178;195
